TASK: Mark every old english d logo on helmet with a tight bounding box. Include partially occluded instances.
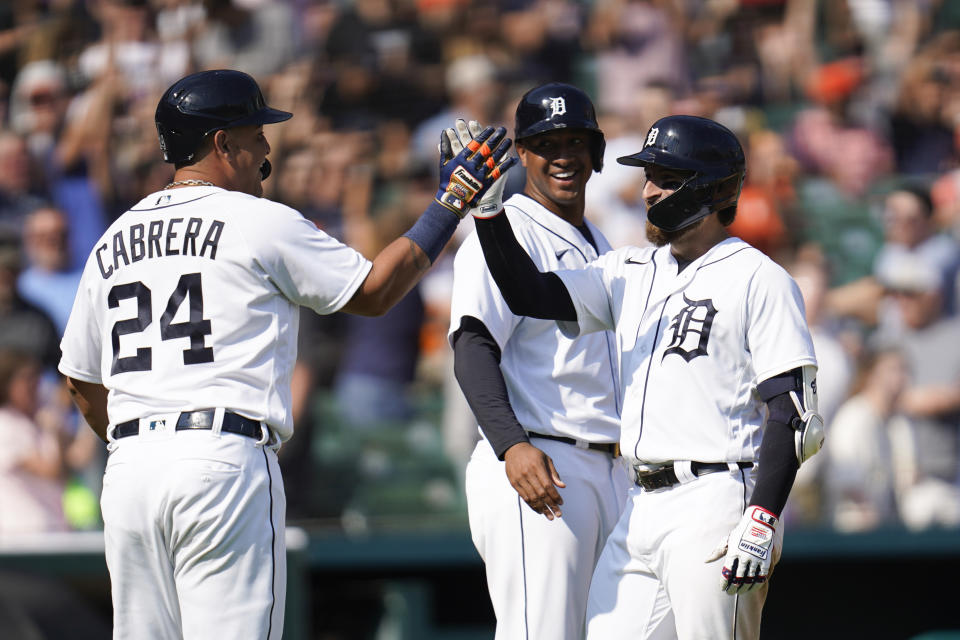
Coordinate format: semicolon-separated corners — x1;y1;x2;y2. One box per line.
617;115;745;232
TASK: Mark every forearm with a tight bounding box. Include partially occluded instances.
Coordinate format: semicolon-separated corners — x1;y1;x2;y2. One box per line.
65;377;109;442
452;317;530;459
748;419;799;517
474;212;576;321
342;202;457;316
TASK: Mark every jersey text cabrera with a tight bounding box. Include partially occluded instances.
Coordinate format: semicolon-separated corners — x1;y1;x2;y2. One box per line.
96;217;225;279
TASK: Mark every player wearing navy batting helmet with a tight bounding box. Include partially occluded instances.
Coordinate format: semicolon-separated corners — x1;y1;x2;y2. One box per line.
59;68;516;639
464;113;822;640
448;82;631;639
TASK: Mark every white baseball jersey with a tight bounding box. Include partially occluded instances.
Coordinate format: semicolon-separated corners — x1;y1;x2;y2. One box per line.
564;236;817;640
449;193;621;444
554;237;817;465
451;193;631;640
59;185;371;441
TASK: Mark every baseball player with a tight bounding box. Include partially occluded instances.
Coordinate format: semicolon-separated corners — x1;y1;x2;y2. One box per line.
57;69;515;639
466;114;823;639
447;83;631;639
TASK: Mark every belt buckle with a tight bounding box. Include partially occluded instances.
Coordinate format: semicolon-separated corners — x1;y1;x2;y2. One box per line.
635;465;677;491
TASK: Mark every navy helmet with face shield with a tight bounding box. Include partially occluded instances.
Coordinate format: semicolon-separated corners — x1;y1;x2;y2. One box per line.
617;115;745;232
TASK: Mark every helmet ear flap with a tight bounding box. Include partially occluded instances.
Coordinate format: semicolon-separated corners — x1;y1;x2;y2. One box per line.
592;131;605;172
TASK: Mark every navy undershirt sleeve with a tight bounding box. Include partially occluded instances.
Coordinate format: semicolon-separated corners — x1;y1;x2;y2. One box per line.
750;369;804;516
475;213;577;321
452;315;530;459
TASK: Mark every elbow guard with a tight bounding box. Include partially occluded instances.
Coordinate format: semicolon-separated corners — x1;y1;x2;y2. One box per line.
789;365;825;464
760;365;825;465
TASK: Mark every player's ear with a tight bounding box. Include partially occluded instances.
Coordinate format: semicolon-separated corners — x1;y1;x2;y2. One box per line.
516;142;529;168
212;129;231;156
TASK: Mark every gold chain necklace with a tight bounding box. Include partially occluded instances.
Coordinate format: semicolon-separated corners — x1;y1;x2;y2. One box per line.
163;179;215;189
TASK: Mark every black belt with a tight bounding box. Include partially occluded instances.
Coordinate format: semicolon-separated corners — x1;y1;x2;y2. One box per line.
635;461;753;491
113;410;263;440
528;432;621;457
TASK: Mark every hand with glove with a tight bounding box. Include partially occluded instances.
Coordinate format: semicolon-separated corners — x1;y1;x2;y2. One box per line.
705;506;779;594
439;119;516;218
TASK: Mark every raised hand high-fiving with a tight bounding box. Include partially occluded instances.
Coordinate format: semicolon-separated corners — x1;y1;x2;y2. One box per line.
437;119;516;218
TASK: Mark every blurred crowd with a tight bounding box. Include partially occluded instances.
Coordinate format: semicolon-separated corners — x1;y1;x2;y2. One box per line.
2;0;960;538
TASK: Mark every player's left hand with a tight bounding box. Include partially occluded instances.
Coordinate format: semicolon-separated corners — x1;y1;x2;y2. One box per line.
705;505;778;594
439;119;516;218
504;442;566;520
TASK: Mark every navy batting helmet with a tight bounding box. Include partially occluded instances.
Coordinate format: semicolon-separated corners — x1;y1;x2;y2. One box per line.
617;115;745;232
514;82;605;171
155;69;292;166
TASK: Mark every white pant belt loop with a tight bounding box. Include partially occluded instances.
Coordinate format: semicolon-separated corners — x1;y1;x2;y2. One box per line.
673;460;697;484
212;407;226;436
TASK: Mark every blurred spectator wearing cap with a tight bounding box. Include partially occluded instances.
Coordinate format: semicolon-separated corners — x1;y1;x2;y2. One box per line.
0;349;69;536
17;205;82;335
0;237;60;372
874;252;960;530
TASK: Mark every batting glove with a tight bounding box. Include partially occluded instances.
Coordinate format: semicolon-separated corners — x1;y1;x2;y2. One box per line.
438;119;516;218
705;505;778;594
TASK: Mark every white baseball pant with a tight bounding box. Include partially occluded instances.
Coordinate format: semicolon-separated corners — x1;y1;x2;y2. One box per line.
101;420;286;639
586;469;782;640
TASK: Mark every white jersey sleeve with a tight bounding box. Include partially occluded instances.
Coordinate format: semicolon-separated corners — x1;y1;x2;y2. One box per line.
245;202;371;315
745;259;818;383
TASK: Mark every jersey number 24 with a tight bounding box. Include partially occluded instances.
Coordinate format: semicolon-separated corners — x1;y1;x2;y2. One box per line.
108;272;213;374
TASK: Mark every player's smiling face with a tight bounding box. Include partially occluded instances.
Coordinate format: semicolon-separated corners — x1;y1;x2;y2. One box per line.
518;129;594;217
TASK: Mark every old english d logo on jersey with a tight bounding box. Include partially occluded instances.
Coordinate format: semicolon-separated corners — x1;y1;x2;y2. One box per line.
662;295;717;362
